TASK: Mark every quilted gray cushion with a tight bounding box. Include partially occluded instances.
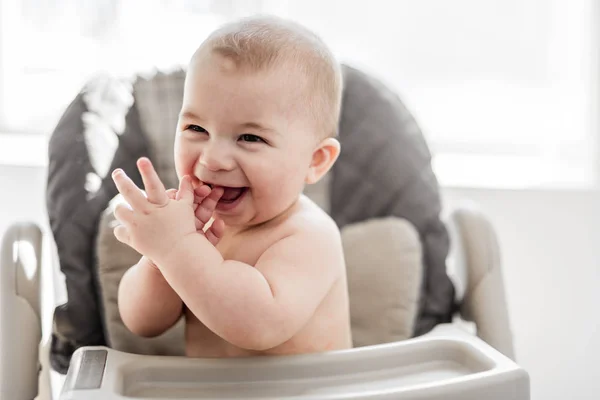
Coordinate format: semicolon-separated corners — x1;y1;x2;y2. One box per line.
332;66;455;335
45;65;455;372
46;78;149;373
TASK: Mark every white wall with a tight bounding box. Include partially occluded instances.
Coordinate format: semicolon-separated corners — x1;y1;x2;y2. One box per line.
1;164;599;400
0;165;47;237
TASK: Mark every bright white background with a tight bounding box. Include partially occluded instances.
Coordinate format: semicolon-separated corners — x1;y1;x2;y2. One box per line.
2;0;598;189
1;1;599;399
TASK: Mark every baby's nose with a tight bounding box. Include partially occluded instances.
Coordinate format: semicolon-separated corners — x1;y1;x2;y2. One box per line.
199;144;235;172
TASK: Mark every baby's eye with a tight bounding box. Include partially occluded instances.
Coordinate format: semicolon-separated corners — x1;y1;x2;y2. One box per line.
239;134;265;143
187;124;207;134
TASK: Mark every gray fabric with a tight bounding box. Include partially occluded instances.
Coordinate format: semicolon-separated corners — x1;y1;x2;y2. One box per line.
133;70;186;189
331;66;455;335
46;77;150;373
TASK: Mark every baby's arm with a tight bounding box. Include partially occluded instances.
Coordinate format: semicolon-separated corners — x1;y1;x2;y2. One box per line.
118;256;183;337
156;220;342;350
112;159;224;338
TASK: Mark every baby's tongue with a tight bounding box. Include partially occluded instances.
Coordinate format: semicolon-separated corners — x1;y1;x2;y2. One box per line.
220;187;244;201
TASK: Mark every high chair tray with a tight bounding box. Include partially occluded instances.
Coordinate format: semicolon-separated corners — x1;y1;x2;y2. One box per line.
59;332;529;400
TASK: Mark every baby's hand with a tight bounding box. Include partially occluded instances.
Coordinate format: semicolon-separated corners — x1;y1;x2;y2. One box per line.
166;181;225;246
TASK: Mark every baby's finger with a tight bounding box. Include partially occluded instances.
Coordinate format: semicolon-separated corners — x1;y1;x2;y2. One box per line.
114;203;134;225
205;218;225;246
195;187;224;224
112;169;147;211
137;158;168;206
166;188;178;200
175;176;195;204
113;224;130;245
193;185;211;205
195;215;205;232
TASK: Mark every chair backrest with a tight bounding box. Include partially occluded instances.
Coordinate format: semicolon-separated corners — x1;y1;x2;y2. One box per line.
46;64;456;371
130;65;456;335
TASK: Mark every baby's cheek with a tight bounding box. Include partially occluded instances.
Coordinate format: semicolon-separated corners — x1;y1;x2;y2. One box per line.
174;147;196;178
173;156;188;179
274;163;305;193
173;141;185;176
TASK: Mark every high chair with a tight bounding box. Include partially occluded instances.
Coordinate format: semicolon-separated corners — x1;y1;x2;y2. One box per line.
0;65;529;399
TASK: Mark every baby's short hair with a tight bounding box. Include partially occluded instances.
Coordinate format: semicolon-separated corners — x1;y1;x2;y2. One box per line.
194;15;343;139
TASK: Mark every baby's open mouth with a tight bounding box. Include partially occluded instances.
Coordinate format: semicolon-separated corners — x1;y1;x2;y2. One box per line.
219;186;247;203
203;183;247;204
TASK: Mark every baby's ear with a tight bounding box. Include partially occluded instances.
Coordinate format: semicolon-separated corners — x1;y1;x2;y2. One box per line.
305;138;341;184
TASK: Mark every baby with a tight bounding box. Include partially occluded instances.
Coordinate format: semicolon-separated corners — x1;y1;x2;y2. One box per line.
112;15;352;357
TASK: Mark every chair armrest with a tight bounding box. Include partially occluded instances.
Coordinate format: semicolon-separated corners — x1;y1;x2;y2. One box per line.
1;222;43;399
447;206;515;360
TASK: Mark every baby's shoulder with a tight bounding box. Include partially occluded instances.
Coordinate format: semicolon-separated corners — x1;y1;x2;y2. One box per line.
284;195;340;242
243;195;340;254
254;196;344;272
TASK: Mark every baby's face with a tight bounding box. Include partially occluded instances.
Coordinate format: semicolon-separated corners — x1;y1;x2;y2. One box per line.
175;55;318;228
